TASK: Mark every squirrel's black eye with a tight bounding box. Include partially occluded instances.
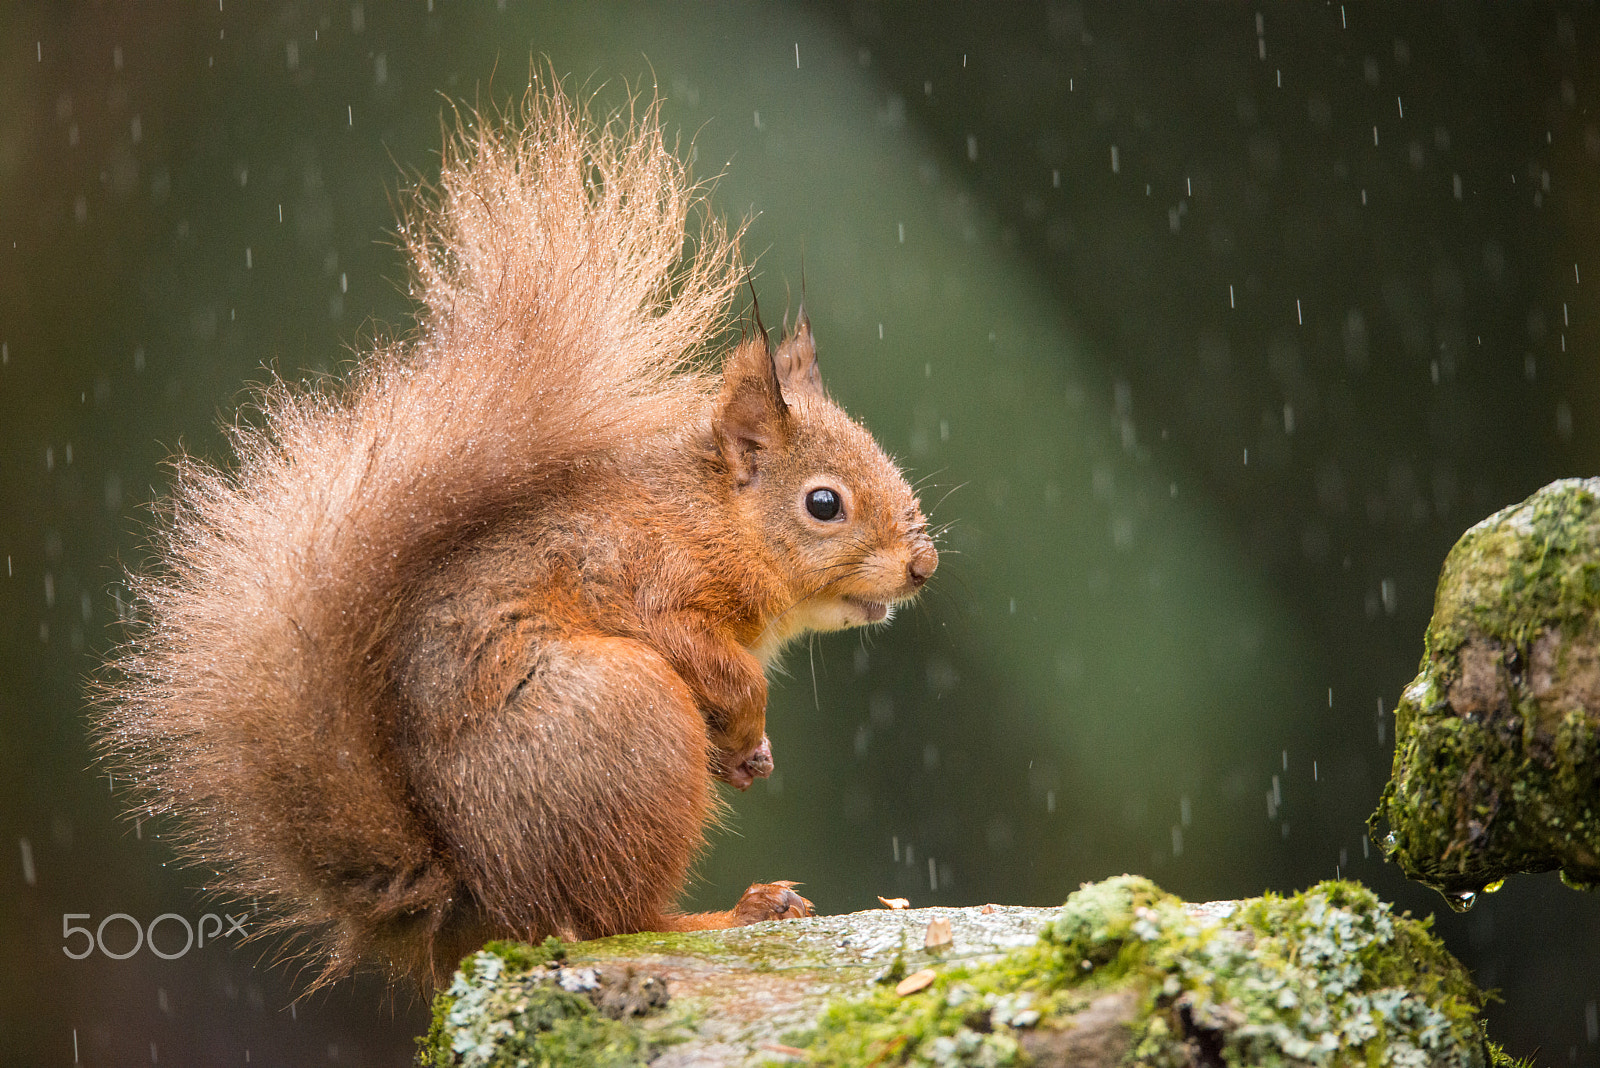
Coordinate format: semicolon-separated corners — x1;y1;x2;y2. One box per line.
805;487;843;521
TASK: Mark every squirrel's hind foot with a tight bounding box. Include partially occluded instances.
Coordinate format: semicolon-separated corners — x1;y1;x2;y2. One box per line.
731;881;814;924
656;880;812;932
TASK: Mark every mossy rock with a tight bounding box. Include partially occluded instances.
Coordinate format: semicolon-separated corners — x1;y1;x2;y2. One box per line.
1371;478;1600;905
418;876;1510;1067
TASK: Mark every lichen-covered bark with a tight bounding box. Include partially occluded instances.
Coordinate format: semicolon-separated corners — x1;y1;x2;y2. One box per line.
418;877;1507;1068
1370;478;1600;905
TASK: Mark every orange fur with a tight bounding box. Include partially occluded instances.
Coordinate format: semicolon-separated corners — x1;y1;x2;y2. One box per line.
94;79;935;989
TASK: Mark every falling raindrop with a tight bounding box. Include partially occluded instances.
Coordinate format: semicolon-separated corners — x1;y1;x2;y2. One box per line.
19;838;36;886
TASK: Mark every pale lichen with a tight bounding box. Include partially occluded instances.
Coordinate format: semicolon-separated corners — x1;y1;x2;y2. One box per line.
803;876;1490;1068
417;938;656;1068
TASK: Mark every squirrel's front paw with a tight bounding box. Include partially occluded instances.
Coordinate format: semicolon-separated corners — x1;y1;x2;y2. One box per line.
731;880;814;924
714;734;773;790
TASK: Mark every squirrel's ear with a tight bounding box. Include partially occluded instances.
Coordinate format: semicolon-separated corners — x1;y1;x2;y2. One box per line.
714;337;790;488
772;308;826;403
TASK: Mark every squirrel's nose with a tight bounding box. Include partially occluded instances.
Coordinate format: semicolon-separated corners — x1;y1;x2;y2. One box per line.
907;545;938;588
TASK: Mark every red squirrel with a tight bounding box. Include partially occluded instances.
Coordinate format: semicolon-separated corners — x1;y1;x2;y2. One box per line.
95;82;937;988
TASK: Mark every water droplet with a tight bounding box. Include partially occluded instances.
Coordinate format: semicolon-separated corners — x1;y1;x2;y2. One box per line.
1559;869;1598;892
1443;889;1476;913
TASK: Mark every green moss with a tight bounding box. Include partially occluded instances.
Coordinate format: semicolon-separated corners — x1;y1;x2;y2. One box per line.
803;877;1489;1068
1486;1038;1537;1068
416;941;651;1068
575;923;810;969
1045;873;1180;964
419;984;454;1068
572;928;733;958
1371;479;1600;903
416;881;1506;1066
482;936;567;972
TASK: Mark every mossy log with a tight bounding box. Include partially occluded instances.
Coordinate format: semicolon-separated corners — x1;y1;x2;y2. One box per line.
1371;478;1600;906
417;876;1504;1068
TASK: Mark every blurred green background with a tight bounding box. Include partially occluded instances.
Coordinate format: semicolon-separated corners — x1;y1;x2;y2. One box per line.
4;2;1599;1063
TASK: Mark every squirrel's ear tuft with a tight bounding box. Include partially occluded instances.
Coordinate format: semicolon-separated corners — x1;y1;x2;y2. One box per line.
714;338;790;488
772;309;826;403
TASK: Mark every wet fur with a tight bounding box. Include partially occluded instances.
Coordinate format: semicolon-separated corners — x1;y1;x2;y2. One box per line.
94;80;933;989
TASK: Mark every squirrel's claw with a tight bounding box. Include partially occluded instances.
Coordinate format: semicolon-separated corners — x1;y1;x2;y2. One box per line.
732;880;814;924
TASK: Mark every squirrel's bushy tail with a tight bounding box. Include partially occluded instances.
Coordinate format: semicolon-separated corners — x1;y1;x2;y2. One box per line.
94;79;742;984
